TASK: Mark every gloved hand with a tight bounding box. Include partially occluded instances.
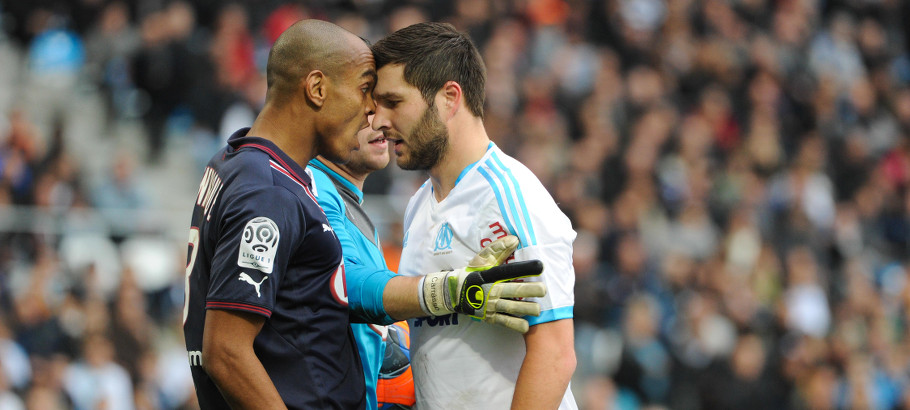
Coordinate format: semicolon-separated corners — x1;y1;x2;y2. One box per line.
419;235;547;333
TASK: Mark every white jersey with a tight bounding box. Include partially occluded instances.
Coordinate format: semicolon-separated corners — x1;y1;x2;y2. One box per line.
398;143;577;410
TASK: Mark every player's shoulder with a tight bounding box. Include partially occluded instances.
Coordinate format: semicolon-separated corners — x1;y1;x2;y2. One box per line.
472;147;575;243
306;163;342;198
226;184;305;219
472;148;552;203
215;150;306;213
219;145;275;186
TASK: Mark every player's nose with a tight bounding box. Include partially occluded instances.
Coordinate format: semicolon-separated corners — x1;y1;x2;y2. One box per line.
364;96;376;116
372;106;391;131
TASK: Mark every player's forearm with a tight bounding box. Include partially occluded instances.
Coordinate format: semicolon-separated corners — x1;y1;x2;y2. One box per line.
202;310;287;409
511;320;576;410
203;345;287;409
511;350;576;409
382;275;427;320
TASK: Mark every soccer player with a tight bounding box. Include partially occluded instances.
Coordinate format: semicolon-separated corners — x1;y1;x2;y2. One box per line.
308;115;542;409
184;19;546;409
308;117;411;409
182;20;373;409
371;22;579;409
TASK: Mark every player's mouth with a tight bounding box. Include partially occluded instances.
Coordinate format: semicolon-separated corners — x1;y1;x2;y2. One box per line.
383;132;404;148
368;135;387;148
390;138;405;155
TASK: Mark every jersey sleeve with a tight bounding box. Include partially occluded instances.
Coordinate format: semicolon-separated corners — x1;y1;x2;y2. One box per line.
309;167;396;325
476;162;576;326
206;185;303;318
513;237;576;326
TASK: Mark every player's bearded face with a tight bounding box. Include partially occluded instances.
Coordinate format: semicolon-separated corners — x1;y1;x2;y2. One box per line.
395;103;449;171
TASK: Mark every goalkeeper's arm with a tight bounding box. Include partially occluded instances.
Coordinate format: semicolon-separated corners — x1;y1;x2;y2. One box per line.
380;235;547;333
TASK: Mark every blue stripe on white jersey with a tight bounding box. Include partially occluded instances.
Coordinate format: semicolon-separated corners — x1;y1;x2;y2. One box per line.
479;155;538;248
478;157;538;249
477;166;523;248
483;160;527;246
527;306;575;326
491;153;537;246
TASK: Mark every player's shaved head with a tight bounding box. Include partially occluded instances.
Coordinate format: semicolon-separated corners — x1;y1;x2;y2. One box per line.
265;19;364;103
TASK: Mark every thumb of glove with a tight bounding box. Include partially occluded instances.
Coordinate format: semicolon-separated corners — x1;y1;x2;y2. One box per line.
467;235;520;271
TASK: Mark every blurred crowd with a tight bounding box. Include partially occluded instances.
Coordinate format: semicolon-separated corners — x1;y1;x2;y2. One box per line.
2;0;910;409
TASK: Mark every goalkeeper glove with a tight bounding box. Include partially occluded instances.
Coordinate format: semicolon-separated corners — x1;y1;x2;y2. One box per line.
419;235;547;333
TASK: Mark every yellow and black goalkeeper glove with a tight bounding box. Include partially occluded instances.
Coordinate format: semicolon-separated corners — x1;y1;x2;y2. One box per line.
419;235;547;333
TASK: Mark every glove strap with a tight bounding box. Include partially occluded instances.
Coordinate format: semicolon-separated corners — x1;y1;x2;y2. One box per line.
416;276;432;316
420;271;453;316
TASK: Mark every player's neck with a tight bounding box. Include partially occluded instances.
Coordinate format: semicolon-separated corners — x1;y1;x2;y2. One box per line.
429;118;489;202
249;103;317;167
316;156;367;191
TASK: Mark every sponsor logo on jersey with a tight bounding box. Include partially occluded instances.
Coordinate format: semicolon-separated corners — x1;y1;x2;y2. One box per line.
412;313;459;328
238;272;268;297
433;222;453;253
238;217;280;273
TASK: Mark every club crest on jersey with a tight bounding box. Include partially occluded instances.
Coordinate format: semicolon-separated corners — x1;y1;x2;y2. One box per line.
238;217;280;273
433;222;453;254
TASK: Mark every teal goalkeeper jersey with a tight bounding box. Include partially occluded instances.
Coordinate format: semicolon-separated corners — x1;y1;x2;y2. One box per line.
307;159;398;409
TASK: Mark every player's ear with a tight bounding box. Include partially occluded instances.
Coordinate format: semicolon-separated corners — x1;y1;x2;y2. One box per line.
439;80;462;120
304;70;327;108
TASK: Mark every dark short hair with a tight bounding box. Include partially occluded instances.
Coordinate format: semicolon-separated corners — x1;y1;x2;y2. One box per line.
372;22;486;118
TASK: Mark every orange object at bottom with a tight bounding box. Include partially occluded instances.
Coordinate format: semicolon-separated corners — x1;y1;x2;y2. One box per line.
377;321;415;409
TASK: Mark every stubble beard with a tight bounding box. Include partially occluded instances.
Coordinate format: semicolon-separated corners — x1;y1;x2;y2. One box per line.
397;104;449;171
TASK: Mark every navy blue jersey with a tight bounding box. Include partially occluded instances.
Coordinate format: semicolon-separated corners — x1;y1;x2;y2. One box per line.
183;128;365;410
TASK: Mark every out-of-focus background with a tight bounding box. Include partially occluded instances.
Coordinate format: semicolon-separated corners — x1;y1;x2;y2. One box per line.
1;0;909;409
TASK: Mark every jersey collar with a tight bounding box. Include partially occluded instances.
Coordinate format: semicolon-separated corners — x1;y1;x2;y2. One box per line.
308;158;364;203
453;141;495;187
227;127;313;187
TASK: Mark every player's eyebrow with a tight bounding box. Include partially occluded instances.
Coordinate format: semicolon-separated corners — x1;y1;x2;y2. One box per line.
361;68;377;83
373;91;402;102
